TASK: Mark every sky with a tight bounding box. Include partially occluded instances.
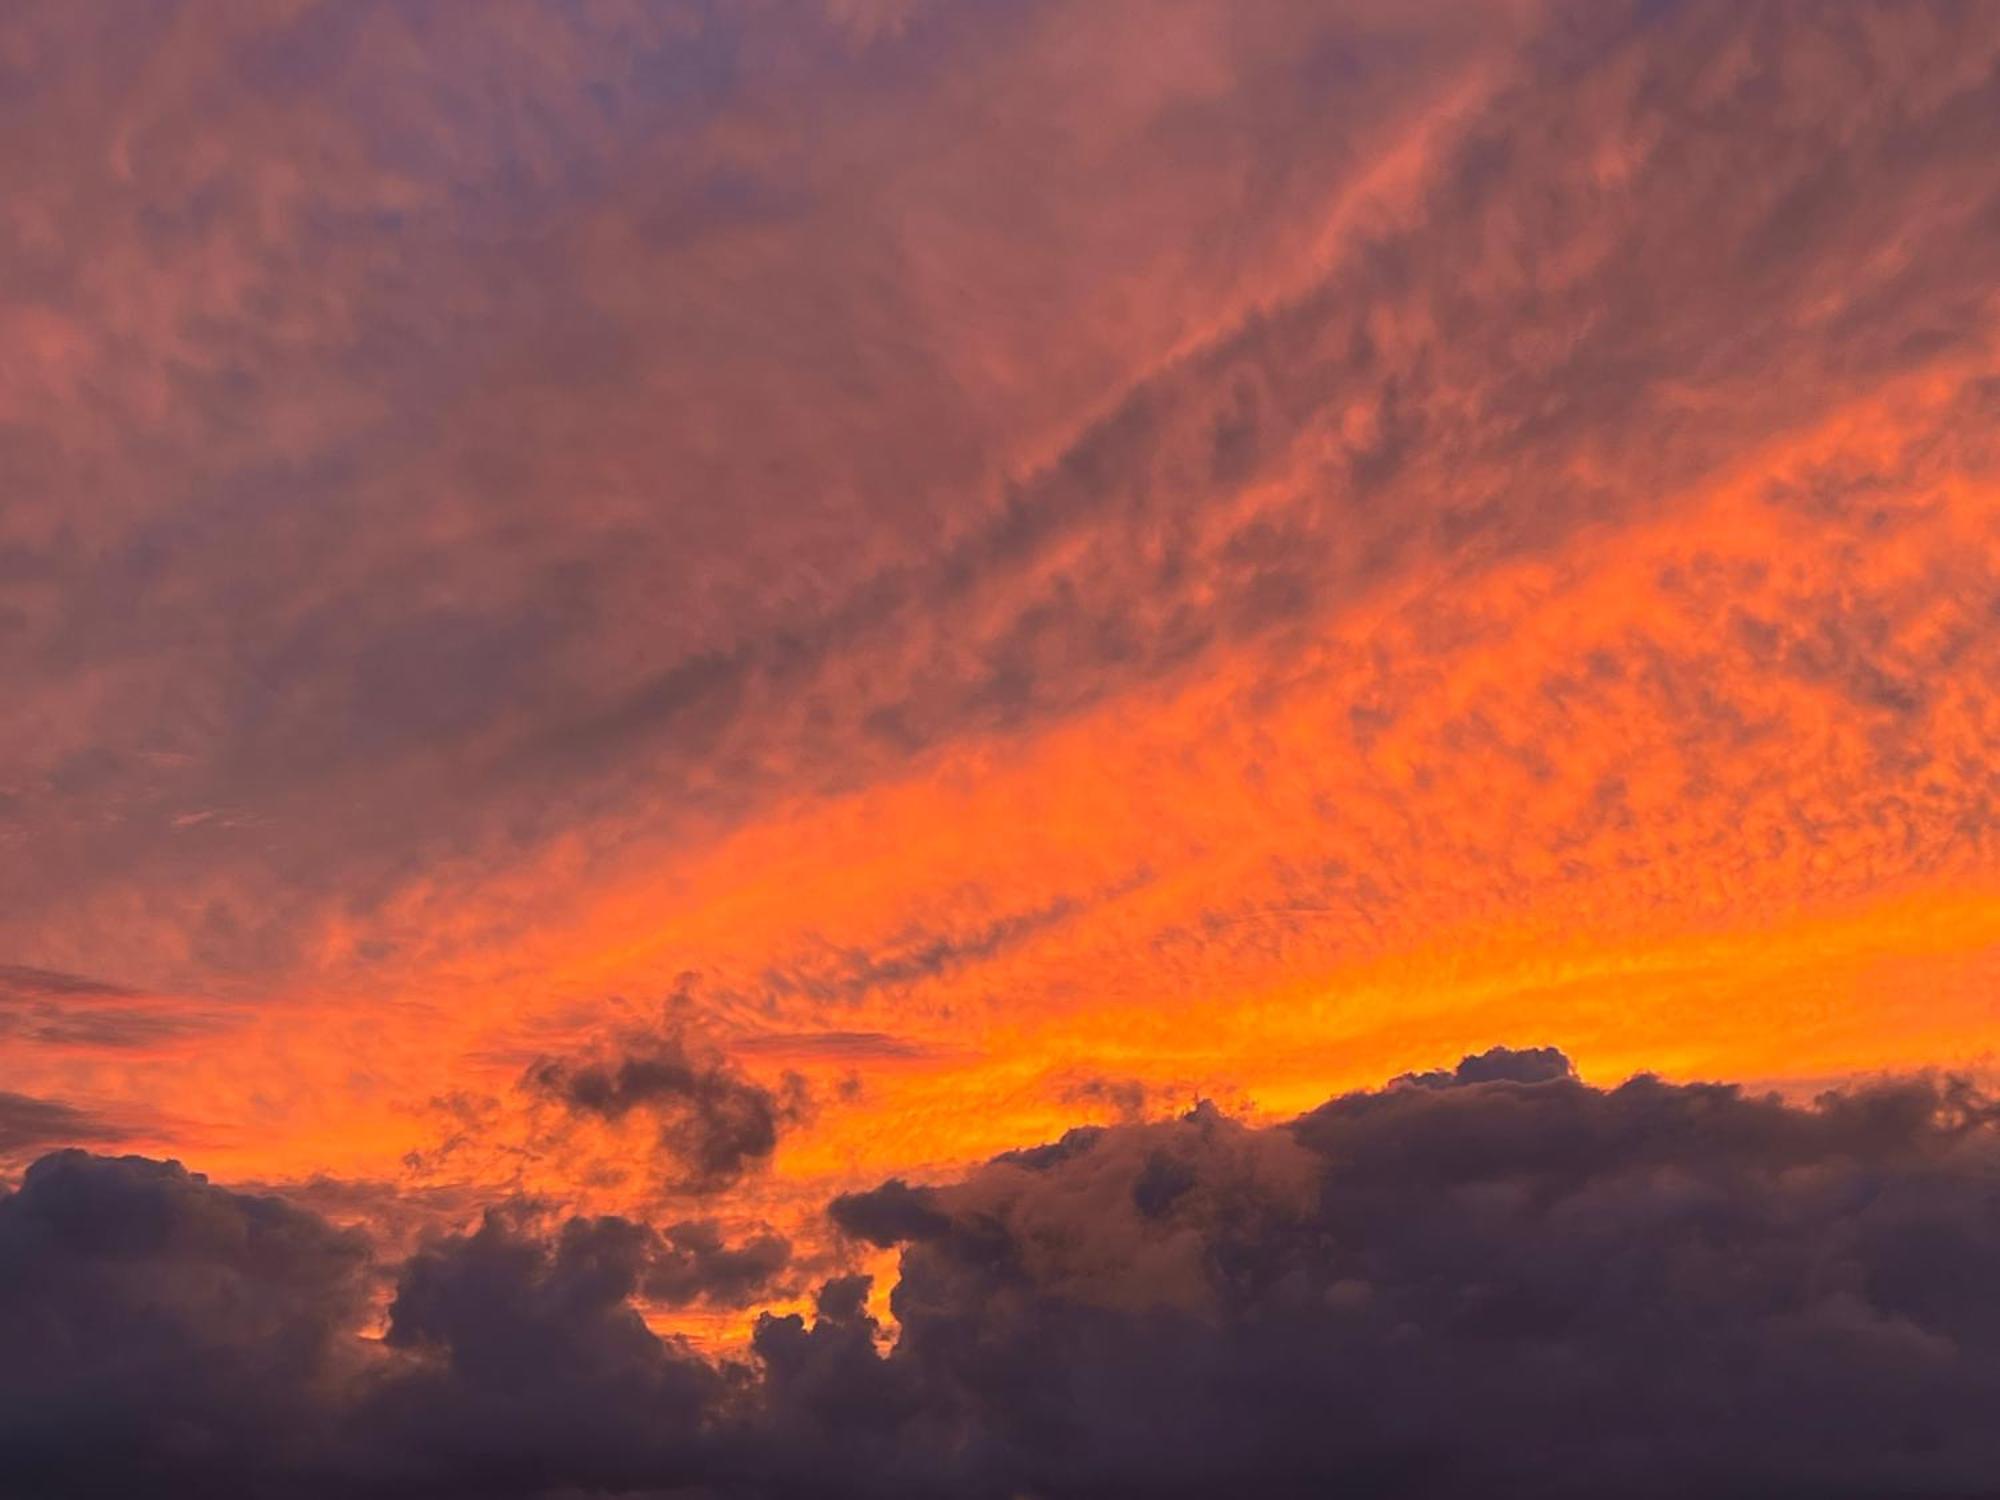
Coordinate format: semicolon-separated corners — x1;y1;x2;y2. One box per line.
4;2;2000;1495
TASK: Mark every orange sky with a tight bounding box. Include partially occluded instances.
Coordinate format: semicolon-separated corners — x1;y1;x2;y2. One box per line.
3;0;1998;1335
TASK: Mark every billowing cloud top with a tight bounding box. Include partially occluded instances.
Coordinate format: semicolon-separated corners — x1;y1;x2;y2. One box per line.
11;1054;2000;1495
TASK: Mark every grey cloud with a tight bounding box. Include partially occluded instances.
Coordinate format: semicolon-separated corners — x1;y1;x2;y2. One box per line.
0;1150;372;1495
1392;1043;1577;1090
646;1218;793;1308
15;1050;2000;1494
524;1033;803;1195
757;1048;2000;1497
828;1178;952;1247
0;1090;124;1160
364;1206;725;1496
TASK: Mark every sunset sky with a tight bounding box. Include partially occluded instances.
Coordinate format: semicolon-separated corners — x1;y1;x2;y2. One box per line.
5;3;2000;1495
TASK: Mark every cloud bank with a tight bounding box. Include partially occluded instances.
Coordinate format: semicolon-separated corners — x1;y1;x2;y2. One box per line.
9;1050;2000;1496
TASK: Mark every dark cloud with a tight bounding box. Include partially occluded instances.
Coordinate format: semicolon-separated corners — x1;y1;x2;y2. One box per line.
646;1217;793;1308
15;1054;2000;1493
364;1208;725;1496
1392;1042;1577;1090
0;1159;778;1497
0;1150;371;1495
828;1178;952;1247
524;1032;803;1194
748;1273;938;1493
0;1089;123;1161
784;1050;2000;1497
990;1125;1112;1174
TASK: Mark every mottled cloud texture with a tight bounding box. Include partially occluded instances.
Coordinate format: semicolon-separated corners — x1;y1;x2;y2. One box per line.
13;1054;2000;1494
4;0;2000;1489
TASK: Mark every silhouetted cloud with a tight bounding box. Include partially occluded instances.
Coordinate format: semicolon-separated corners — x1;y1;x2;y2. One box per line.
0;1151;371;1494
525;1032;803;1194
13;1052;2000;1494
1391;1042;1577;1090
364;1207;725;1496
796;1048;2000;1496
647;1217;793;1308
828;1178;951;1247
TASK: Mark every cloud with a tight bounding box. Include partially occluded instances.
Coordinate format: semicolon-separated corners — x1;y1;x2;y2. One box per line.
647;1217;793;1308
1391;1042;1577;1089
363;1207;726;1496
0;1090;123;1162
0;0;1996;1201
0;0;1505;992
828;1178;952;1247
0;964;227;1051
756;891;1093;1005
796;1048;2000;1496
0;964;139;998
13;1051;2000;1493
524;1031;804;1194
733;1029;939;1063
0;1153;778;1496
0;3;1998;1471
0;1150;371;1494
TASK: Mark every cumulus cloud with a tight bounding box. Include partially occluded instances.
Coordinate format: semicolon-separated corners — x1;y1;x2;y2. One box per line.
524;1030;805;1194
807;1049;2000;1497
13;1051;2000;1494
362;1207;727;1496
0;1151;371;1494
1391;1042;1577;1089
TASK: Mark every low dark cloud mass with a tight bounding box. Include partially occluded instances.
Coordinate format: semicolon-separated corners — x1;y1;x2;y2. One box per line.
365;1208;726;1496
0;1151;371;1495
11;1051;2000;1495
524;1032;803;1194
